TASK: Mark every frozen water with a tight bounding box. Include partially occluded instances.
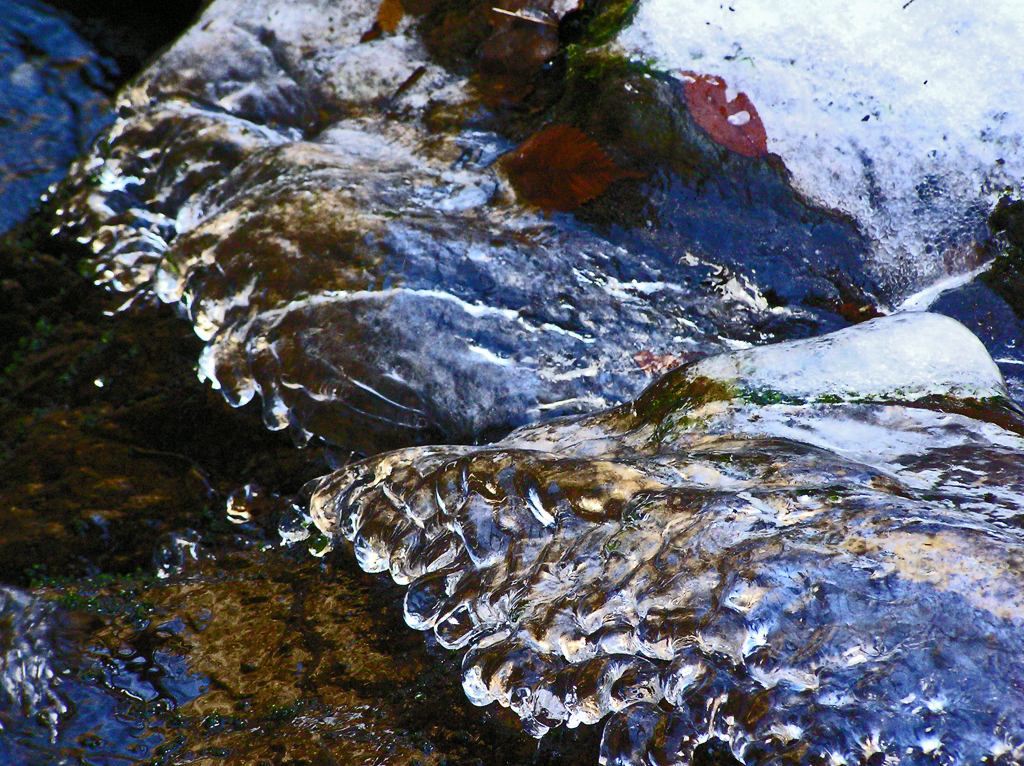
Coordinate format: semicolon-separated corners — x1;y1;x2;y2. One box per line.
690;312;1004;404
47;0;1024;761
311;314;1024;765
54;0;873;452
0;587;65;738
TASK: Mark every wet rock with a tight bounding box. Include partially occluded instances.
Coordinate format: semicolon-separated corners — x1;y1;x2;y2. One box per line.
33;0;1024;762
0;581;204;763
982;196;1024;322
1;212;591;762
310;313;1024;765
542;53;875;318
14;548;596;765
0;0;116;233
54;0;878;455
926;196;1024;403
0;224;331;587
931;280;1024;404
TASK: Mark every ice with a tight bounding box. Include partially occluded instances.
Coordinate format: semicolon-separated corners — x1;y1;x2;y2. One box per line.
47;0;1024;759
311;314;1024;764
690;312;1005;404
0;588;66;739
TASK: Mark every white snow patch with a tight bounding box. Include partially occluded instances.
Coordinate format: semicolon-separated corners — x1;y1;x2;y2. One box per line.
619;0;1024;294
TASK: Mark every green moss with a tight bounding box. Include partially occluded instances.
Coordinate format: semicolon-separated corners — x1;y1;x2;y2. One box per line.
564;45;659;87
35;569;161;623
981;195;1024;321
740;388;806;407
264;704;298;723
815;394;843;404
574;0;641;48
627;373;736;438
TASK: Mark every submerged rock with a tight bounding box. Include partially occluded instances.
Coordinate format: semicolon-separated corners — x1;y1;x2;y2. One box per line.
0;0;115;233
310;313;1024;765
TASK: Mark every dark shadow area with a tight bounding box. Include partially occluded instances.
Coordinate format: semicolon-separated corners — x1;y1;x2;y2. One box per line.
46;0;208;86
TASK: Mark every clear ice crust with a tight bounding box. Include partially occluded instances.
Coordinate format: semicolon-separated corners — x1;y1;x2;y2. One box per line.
49;0;1024;761
311;314;1024;766
53;0;887;453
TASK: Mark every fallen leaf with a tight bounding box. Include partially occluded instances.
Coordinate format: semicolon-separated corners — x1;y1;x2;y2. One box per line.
360;0;404;42
680;71;768;158
377;0;405;32
502;124;645;212
835;301;885;324
633;349;683;375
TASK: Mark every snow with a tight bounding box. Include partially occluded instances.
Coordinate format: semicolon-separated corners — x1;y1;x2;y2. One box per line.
618;0;1024;295
690;312;1007;403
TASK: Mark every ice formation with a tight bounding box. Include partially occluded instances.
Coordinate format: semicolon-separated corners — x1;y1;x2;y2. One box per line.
0;588;66;738
619;0;1024;292
47;0;1024;761
311;314;1024;765
55;0;880;452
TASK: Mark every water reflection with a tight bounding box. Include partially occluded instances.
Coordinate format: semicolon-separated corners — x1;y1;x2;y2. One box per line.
0;585;204;765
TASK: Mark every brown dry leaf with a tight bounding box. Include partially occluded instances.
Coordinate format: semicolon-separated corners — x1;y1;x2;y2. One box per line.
502;124;645;212
835;301;885;324
377;0;405;32
633;350;683;375
360;0;404;42
680;71;768;158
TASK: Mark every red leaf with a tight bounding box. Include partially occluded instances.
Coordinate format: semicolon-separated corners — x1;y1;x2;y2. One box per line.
502;125;645;213
360;0;404;42
680;71;768;158
633;350;683;375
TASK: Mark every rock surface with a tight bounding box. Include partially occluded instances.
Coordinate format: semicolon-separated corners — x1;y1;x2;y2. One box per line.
0;0;115;233
1;221;588;766
54;0;886;453
30;0;1024;763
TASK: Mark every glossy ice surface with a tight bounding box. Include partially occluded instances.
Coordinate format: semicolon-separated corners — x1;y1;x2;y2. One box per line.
311;314;1024;765
53;0;886;453
41;0;1024;761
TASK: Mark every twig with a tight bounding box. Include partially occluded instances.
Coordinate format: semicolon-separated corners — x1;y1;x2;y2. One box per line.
490;7;558;27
